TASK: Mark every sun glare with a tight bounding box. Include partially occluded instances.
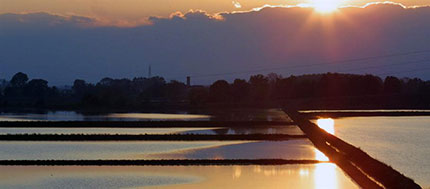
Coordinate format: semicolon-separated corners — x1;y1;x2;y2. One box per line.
311;0;341;13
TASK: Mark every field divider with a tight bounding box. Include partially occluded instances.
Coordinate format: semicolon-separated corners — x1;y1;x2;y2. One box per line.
0;134;307;141
286;110;422;189
0;159;325;166
301;111;430;119
0;121;295;128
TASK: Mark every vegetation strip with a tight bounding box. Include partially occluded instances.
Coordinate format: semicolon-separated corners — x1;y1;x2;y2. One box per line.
0;134;306;141
0;121;295;128
302;111;430;118
0;159;324;166
286;110;422;189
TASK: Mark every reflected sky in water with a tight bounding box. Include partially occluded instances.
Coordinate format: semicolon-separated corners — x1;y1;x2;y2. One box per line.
332;116;430;188
0;126;304;135
0;110;360;188
0;140;318;160
0;165;358;189
0;127;216;135
150;140;317;160
0;112;210;121
0;109;291;122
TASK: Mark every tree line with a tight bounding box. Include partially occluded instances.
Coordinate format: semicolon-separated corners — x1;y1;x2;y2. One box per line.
1;72;430;110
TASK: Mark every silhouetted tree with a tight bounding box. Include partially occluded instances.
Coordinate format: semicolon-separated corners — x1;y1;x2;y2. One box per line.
10;72;28;87
273;76;296;100
249;74;269;103
4;72;29;97
3;71;430;110
188;86;208;106
209;80;231;103
384;76;402;94
72;79;89;97
165;80;187;101
25;79;49;96
231;79;250;103
0;79;8;95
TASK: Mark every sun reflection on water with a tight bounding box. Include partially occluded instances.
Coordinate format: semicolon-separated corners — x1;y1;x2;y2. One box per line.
315;149;329;161
314;118;338;188
315;163;338;189
317;118;335;134
233;166;242;179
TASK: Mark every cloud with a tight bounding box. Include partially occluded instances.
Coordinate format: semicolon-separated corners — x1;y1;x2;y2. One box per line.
232;1;242;8
0;4;430;85
0;12;96;28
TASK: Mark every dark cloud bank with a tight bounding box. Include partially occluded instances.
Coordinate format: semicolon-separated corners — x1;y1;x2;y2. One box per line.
1;3;430;85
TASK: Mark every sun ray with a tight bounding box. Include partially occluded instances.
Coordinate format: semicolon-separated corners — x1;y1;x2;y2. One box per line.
311;0;342;13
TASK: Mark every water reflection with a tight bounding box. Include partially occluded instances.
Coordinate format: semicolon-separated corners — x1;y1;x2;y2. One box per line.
0;127;216;135
0;109;291;122
0;165;359;189
315;118;337;188
108;113;210;120
0;140;318;160
233;166;242;179
334;116;430;187
315;149;329;161
315;163;337;189
0;112;211;121
179;126;304;135
316;118;335;134
153;140;317;160
314;118;332;161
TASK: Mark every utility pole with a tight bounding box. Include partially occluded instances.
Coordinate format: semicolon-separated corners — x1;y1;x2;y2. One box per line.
186;76;191;87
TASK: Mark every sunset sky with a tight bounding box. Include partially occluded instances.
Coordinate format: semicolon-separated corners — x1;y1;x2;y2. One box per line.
1;1;430;85
0;0;428;25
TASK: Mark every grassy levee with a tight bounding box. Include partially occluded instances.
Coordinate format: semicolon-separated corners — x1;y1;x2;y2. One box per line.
301;111;430;119
0;159;323;166
0;121;294;128
286;110;422;189
0;134;306;141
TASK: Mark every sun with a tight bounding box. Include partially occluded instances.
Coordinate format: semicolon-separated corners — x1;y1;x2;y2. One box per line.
311;0;342;13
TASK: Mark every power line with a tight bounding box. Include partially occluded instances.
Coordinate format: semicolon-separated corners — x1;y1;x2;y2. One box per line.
377;66;430;76
333;58;430;74
188;49;430;78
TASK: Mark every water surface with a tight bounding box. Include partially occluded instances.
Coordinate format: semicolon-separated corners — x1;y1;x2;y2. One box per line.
0;140;316;160
0;111;210;121
329;116;430;188
0;109;291;122
0;165;358;189
0;126;304;135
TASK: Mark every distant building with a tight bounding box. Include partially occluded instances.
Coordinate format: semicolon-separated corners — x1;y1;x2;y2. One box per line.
186;76;191;87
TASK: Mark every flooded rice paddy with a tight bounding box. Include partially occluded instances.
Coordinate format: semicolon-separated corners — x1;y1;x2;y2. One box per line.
0;165;358;189
0;110;359;188
314;116;430;188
